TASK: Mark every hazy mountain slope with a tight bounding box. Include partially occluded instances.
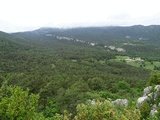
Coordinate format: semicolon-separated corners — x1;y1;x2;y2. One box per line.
0;31;31;52
13;25;160;45
12;25;160;60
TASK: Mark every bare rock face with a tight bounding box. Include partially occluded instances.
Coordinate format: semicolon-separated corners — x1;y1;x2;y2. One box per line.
143;86;152;96
137;96;150;106
150;108;158;115
154;85;160;100
137;85;160;115
88;99;128;108
112;99;128;107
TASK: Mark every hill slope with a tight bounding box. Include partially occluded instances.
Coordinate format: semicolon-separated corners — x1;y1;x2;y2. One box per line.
14;25;160;43
0;31;31;52
13;25;160;60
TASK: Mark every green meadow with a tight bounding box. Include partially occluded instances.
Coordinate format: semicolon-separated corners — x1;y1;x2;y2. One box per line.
112;56;160;70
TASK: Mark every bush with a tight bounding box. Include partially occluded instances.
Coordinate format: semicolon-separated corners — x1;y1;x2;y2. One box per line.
55;99;141;120
148;72;160;85
118;80;130;90
0;85;46;120
139;101;151;119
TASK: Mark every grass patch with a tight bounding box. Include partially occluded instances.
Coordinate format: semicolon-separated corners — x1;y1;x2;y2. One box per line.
112;56;160;70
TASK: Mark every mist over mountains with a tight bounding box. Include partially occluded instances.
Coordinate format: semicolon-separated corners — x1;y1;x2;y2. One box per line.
13;25;160;42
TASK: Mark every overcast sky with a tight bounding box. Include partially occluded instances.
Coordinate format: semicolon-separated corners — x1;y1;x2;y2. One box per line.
0;0;160;32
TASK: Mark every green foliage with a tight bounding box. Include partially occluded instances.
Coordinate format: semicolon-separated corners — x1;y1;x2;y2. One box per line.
54;110;72;120
43;97;59;118
33;113;51;120
148;71;160;85
99;91;121;100
118;80;130;90
154;107;160;120
87;77;104;90
139;101;151;119
74;100;117;120
58;80;91;112
146;115;159;120
55;99;141;120
0;85;44;120
0;76;5;87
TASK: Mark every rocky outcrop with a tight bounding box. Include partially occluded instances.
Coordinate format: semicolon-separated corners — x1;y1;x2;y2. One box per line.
89;99;128;107
112;99;128;107
143;86;152;96
137;85;160;115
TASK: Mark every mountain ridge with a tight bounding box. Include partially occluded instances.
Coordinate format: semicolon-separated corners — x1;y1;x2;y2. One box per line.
13;25;160;43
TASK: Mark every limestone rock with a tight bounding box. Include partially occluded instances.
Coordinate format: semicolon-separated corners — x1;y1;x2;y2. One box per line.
112;99;128;107
137;85;160;115
143;86;152;96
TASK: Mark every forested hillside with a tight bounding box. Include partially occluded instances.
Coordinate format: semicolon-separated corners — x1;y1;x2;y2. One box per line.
1;26;160;119
15;25;160;60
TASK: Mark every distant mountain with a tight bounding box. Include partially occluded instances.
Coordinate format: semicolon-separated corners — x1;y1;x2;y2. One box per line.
2;25;159;53
13;25;160;44
11;25;160;61
0;31;30;52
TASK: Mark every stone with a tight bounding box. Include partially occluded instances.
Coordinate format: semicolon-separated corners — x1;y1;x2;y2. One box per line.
158;103;160;107
137;85;160;115
112;99;128;107
150;109;158;115
137;96;150;106
143;86;152;96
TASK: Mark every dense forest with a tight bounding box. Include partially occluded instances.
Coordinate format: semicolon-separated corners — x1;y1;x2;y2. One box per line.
1;25;160;119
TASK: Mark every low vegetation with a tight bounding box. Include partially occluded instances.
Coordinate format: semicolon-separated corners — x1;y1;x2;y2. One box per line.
111;56;160;70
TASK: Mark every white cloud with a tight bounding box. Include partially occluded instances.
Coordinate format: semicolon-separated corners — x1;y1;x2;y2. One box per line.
0;0;160;32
